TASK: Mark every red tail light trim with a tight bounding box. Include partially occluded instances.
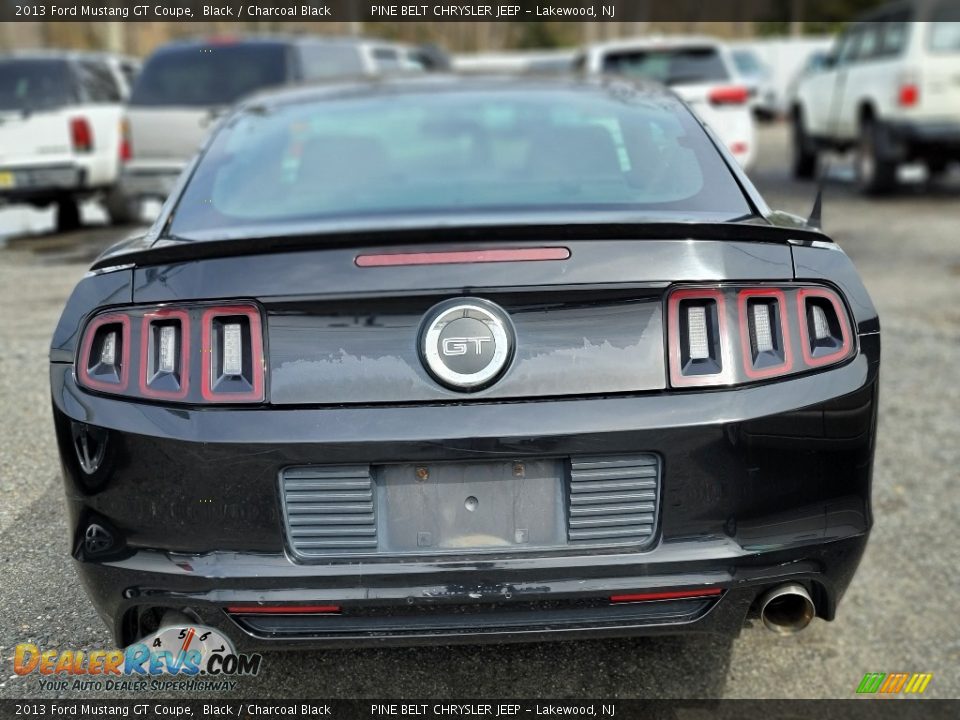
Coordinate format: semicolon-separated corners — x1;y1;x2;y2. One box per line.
70;117;94;153
77;313;130;393
737;288;794;379
610;588;723;603
139;309;190;400
200;305;265;403
355;247;571;267
708;85;750;106
667;288;730;388
796;287;852;367
226;605;341;615
119;119;132;163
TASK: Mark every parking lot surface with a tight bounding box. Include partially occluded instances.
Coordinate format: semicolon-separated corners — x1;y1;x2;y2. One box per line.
0;125;957;699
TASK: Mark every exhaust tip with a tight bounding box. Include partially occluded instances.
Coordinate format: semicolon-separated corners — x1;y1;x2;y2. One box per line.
759;583;815;635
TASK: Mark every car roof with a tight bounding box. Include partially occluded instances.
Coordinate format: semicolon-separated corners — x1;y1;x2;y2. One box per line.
237;73;685;112
586;35;726;54
150;34;399;53
0;49;129;62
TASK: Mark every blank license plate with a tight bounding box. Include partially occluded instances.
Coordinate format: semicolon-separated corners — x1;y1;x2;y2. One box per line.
378;459;566;553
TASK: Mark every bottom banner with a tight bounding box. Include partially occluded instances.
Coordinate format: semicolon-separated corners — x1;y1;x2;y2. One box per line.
1;700;958;720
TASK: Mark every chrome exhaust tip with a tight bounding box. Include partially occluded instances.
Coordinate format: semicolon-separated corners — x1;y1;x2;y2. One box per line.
758;583;815;635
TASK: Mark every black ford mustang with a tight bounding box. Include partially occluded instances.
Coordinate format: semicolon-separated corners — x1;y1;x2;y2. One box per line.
50;76;879;648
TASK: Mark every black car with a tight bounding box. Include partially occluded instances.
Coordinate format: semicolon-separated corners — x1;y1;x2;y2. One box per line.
50;76;879;649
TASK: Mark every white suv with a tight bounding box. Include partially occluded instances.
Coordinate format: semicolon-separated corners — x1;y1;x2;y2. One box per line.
791;1;960;193
0;51;138;230
576;36;757;169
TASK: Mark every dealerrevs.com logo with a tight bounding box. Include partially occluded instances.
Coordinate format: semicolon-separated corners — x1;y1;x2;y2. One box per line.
13;625;262;692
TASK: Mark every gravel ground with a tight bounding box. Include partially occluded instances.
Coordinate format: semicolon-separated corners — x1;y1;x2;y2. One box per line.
0;124;957;700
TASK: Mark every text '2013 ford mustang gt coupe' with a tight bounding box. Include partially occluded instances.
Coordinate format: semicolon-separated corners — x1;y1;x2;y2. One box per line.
51;76;879;648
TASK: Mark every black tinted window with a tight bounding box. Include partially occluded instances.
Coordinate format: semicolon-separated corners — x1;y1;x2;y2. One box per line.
78;60;122;103
602;47;730;85
855;25;881;59
130;44;289;107
372;47;402;70
0;59;76;112
170;87;752;238
298;43;364;79
881;22;909;55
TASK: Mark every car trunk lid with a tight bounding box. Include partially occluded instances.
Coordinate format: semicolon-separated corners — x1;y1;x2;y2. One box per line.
127;234;797;405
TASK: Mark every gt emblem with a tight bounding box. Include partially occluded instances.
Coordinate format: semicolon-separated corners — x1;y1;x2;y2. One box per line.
420;299;514;391
442;336;493;356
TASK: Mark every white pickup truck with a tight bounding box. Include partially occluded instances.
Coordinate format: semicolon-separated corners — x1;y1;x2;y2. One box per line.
0;52;139;231
791;1;960;193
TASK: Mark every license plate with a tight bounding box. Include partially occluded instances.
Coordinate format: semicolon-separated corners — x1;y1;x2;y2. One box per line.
0;171;14;189
379;459;565;552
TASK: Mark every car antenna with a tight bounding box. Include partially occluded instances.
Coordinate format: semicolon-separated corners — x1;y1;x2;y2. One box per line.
806;182;824;230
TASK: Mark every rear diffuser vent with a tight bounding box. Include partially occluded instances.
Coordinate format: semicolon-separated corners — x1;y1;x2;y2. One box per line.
281;466;377;558
568;454;660;547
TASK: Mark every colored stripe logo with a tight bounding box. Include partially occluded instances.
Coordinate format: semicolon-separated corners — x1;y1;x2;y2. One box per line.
857;672;933;694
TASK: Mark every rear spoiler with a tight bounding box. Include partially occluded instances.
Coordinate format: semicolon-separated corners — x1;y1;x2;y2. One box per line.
90;221;830;272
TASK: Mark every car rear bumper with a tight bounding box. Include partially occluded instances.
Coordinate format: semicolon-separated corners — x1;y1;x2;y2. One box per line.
885;119;960;156
119;163;184;200
0;163;85;201
50;345;878;647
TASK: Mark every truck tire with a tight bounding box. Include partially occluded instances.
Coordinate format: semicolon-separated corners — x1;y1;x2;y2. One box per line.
55;199;81;233
104;186;138;226
855;118;897;195
791;109;818;180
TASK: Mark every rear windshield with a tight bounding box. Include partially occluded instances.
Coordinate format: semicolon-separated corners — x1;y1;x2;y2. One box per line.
732;49;765;77
130;44;289;107
0;59;76;112
168;88;751;237
601;47;730;85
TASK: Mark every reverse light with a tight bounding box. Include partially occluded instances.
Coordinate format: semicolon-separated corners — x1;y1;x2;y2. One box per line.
686;306;710;360
70;117;94;153
222;323;243;376
668;284;853;388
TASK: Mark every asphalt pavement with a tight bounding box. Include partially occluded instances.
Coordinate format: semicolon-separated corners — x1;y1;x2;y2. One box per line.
0;124;957;699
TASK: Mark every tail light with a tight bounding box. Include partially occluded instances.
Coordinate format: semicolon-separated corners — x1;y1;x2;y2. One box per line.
77;302;265;404
896;69;920;108
119;118;132;162
708;85;749;106
200;305;265;403
668;284;854;388
70;117;94;153
77;313;130;393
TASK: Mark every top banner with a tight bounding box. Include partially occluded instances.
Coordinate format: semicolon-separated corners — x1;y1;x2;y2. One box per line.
0;0;887;23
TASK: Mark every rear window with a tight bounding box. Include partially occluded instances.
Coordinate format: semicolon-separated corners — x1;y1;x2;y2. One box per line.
168;88;752;238
0;59;76;112
930;22;960;53
601;47;730;85
732;50;764;77
130;44;289;107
